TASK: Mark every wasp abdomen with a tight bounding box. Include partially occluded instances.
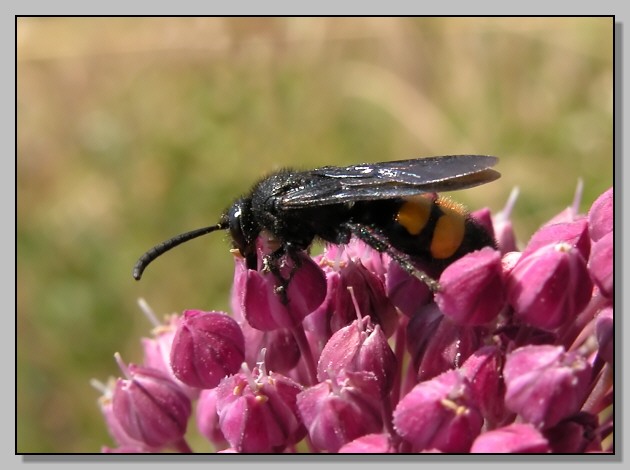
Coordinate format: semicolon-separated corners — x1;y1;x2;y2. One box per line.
352;195;494;268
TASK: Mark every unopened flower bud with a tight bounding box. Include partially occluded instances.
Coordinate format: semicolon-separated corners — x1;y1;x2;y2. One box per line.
393;370;483;453
297;371;383;453
385;257;433;317
170;310;245;389
141;315;198;400
503;345;592;429
112;357;191;449
330;259;398;337
324;237;388;281
408;303;484;381
507;243;593;331
94;378;156;452
436;247;506;326
243;251;326;330
215;365;305;453
317;316;397;395
470;423;549;453
524;218;591;261
459;346;507;427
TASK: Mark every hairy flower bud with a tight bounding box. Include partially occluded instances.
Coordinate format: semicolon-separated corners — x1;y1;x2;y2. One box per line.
460;345;507;427
243;251;326;330
170;310;245;389
112;359;191;449
393;370;483;453
504;345;592;429
297;371;383;452
436;247;506;326
329;259;398;337
141;314;199;400
385;258;433;317
317;316;397;395
507;243;593;331
408;303;484;381
215;365;305;453
524;218;591;261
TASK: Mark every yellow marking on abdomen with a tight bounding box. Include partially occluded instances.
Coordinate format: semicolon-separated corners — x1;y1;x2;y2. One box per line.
431;197;466;259
396;196;432;235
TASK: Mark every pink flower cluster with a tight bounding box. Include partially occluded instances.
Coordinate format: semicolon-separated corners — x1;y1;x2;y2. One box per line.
96;186;613;453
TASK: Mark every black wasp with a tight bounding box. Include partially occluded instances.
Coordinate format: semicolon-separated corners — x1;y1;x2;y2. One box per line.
133;155;500;293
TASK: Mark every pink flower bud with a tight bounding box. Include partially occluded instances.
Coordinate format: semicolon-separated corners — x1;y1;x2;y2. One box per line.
243;252;326;330
393;370;483;453
330;259;398;337
524;218;591;261
471;423;549;453
95;378;156;452
317;316;397;395
407;303;484;381
261;328;301;374
215;366;305;453
297;371;383;453
239;322;300;374
170;310;245;389
302;268;338;339
459;346;507;427
436;247;506;325
141;314;198;400
324;237;388;281
385;257;433;317
112;360;191;449
507;243;593;331
503;345;592;429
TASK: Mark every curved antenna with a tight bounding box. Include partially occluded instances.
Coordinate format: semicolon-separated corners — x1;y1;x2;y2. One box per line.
132;222;228;280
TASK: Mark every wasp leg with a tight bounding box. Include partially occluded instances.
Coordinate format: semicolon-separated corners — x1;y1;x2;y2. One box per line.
344;222;440;292
261;243;304;304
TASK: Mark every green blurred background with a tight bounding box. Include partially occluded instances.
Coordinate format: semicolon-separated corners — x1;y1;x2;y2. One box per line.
17;17;613;453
